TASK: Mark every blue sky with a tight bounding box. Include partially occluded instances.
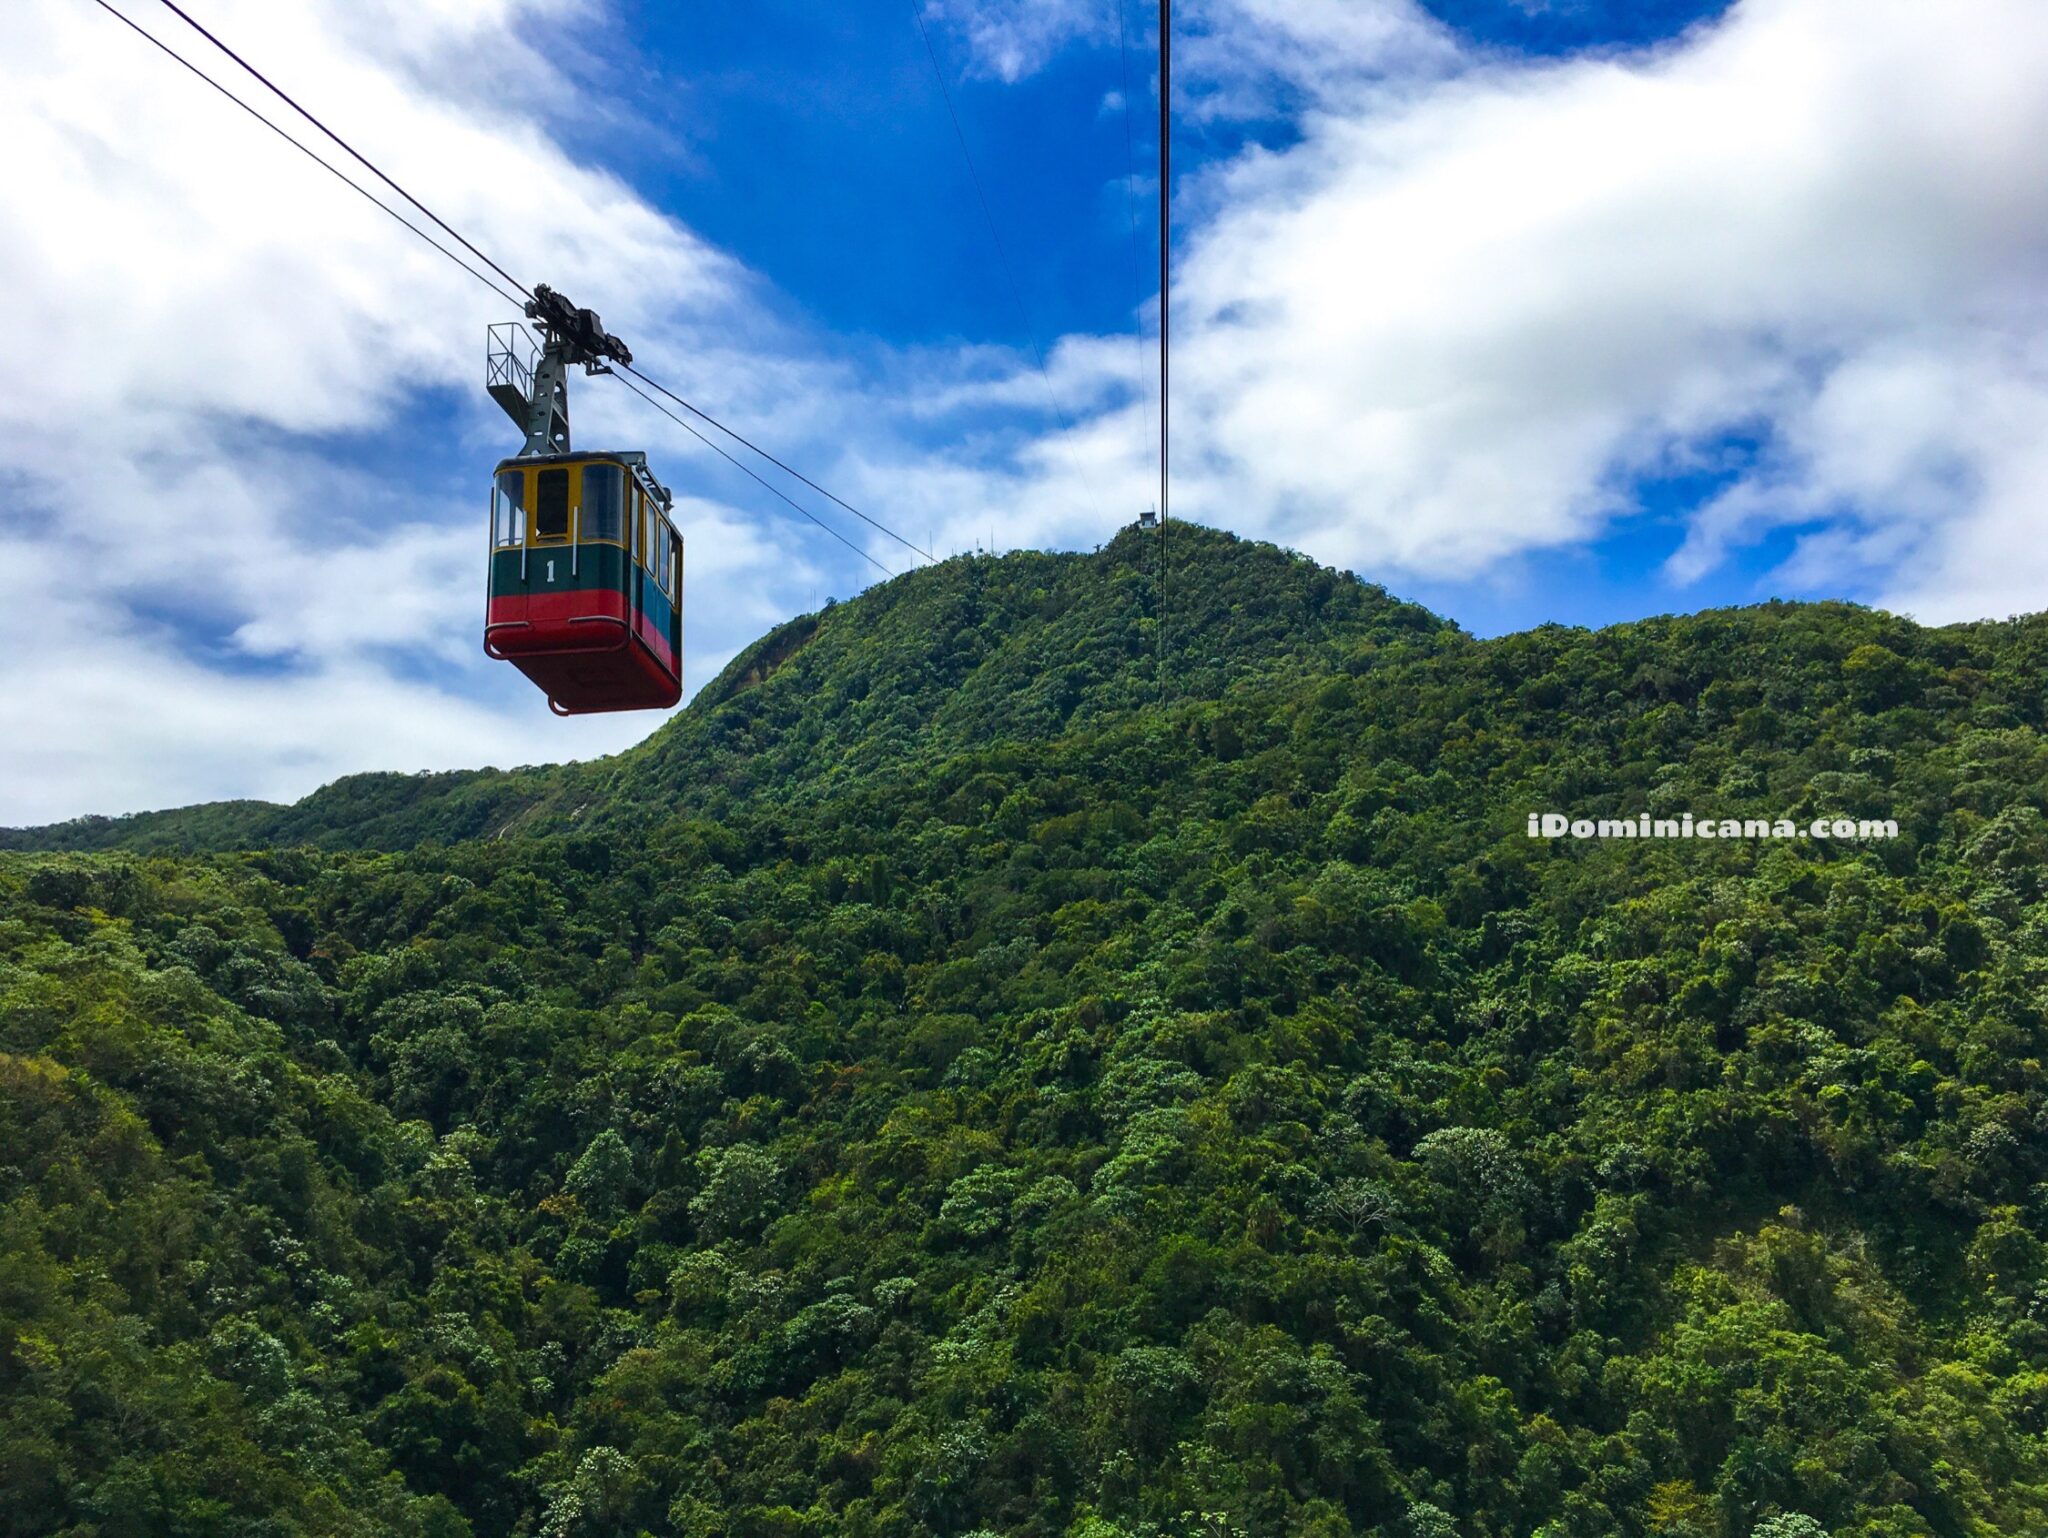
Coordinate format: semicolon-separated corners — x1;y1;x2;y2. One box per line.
575;1;1734;354
5;0;2047;822
487;0;1767;630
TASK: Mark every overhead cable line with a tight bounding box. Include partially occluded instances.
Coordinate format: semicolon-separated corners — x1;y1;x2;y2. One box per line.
908;3;1090;452
98;0;936;575
619;364;932;563
148;0;534;302
89;0;528;309
153;0;927;564
613;371;898;579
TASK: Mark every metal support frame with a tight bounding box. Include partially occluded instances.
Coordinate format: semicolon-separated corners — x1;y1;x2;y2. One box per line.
524;341;572;457
488;323;571;456
486;284;634;461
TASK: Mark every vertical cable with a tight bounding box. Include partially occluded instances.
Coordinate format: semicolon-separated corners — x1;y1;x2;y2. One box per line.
1115;0;1151;463
1158;0;1171;700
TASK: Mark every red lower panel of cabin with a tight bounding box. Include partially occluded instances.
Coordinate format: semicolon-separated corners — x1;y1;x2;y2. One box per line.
485;592;680;715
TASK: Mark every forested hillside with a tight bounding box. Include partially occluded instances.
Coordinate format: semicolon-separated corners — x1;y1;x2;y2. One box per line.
5;525;2048;1538
1;529;1438;854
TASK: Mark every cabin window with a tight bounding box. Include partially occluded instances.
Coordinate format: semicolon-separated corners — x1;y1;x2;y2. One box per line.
668;531;683;601
535;468;570;541
582;464;623;543
492;470;526;548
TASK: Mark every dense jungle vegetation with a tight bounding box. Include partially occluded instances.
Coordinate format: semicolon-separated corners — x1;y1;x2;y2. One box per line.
5;524;2048;1538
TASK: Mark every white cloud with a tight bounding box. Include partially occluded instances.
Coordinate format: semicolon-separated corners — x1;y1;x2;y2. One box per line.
1148;0;2048;616
0;526;577;827
923;0;2048;626
920;0;1110;84
928;0;1456;108
1176;0;1460;120
1675;334;2048;620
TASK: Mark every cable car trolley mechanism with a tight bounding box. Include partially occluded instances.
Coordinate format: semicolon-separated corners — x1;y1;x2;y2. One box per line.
483;286;683;715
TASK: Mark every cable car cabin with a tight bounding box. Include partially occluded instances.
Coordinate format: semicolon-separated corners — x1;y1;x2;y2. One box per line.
484;452;683;715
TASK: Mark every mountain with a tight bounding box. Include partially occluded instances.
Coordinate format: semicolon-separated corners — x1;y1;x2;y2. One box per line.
4;524;2048;1538
3;527;1447;854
